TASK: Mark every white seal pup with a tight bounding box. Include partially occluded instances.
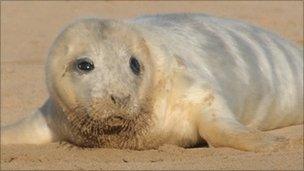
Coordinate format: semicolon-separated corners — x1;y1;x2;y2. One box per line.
1;13;303;152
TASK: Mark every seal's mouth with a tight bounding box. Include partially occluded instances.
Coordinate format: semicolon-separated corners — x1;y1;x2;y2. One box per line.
100;115;128;134
66;101;136;133
62;99;151;148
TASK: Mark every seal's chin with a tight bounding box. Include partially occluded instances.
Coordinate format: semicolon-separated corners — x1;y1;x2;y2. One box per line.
62;99;151;148
66;100;138;133
64;108;132;147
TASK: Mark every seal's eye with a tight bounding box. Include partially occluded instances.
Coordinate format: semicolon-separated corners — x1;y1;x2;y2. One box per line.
75;58;95;73
129;56;140;75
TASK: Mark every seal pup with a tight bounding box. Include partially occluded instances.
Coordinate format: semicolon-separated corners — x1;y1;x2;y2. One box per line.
1;13;303;152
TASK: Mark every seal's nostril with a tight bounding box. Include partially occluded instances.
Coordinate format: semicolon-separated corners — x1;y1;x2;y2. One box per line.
110;95;116;104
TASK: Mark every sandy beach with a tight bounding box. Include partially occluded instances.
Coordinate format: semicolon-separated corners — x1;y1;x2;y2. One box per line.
1;1;303;170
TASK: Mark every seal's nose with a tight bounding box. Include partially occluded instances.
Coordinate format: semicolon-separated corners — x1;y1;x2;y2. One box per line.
110;95;131;106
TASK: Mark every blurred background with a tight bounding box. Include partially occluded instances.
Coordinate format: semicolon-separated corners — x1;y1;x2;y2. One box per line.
2;1;303;63
1;2;303;170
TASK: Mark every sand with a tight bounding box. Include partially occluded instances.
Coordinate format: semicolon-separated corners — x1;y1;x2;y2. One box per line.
1;1;303;170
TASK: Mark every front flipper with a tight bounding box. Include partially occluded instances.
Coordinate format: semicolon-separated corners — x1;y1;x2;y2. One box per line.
1;98;59;145
198;97;288;152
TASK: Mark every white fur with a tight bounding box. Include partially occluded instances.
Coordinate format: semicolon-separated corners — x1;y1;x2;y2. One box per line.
131;13;303;148
132;13;302;126
2;14;302;151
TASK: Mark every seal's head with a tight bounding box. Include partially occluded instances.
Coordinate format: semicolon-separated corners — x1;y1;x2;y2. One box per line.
45;18;154;148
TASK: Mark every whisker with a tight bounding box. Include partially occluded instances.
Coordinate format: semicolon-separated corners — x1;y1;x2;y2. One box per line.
60;98;152;148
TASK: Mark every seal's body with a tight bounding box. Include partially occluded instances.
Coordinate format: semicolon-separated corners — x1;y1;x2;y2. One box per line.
2;14;303;151
133;14;303;130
